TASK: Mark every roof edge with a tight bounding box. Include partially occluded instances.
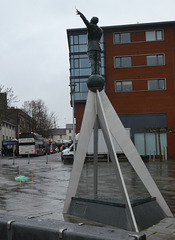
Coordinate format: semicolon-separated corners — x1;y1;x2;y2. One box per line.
67;20;175;32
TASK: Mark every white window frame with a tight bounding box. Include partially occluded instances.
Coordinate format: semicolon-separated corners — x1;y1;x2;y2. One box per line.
146;30;164;41
148;79;166;91
115;81;133;92
146;54;164;66
115;56;132;68
114;32;131;44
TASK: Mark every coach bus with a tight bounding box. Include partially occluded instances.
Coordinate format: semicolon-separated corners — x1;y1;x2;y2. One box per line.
18;132;45;156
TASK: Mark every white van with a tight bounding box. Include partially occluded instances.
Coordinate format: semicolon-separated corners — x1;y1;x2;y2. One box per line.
61;144;74;164
61;129;130;164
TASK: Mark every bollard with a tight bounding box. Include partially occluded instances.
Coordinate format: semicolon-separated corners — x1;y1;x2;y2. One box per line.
28;154;30;164
13;151;15;165
149;151;151;161
7;220;15;240
46;153;48;164
162;152;165;161
153;151;155;161
164;147;168;161
107;153;110;163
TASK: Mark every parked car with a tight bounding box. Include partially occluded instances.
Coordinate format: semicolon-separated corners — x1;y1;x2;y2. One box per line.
61;144;74;164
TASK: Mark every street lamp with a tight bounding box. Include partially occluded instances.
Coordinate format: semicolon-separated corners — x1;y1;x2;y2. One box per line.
69;83;76;155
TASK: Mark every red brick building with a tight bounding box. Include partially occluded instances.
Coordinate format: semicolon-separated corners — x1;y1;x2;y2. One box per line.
67;21;175;158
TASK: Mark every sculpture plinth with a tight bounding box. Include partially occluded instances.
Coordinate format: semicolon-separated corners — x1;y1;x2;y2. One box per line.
64;10;173;232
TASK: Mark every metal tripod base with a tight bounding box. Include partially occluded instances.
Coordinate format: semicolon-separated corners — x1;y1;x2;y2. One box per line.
63;90;173;232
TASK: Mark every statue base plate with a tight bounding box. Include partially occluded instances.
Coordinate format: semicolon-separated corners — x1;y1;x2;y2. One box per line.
68;197;166;231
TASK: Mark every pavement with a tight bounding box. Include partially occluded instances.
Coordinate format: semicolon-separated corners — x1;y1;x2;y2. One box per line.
143;217;175;240
0;154;175;239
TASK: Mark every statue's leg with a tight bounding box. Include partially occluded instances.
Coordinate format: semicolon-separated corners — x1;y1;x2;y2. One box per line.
88;51;96;74
96;52;101;75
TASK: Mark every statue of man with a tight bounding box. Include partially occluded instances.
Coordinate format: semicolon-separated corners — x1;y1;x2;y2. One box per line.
76;9;103;75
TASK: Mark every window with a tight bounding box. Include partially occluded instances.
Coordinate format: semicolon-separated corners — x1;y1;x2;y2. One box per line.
70;54;91;77
69;34;87;53
134;132;167;155
146;30;163;41
114;32;131;44
115;56;132;68
70;78;89;101
70;34;104;53
146;54;164;66
134;133;145;155
115;81;133;92
148;79;166;90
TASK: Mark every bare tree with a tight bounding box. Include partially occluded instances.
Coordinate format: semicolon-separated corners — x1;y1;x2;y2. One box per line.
0;85;19;131
22;99;58;138
0;84;19;108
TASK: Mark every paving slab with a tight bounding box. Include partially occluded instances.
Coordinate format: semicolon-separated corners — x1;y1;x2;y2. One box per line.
143;217;175;239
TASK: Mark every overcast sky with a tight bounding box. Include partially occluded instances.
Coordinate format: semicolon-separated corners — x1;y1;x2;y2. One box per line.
0;0;175;127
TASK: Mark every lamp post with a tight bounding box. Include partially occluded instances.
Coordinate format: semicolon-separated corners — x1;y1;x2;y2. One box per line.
69;83;76;155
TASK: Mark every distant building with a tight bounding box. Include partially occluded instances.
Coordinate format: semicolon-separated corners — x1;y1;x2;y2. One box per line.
6;108;35;139
0;93;33;155
0;119;16;156
67;20;175;158
49;124;74;143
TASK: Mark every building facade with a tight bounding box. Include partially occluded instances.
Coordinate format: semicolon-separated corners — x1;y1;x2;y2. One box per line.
0;92;35;155
49;124;74;143
67;21;175;159
6;108;34;139
0;120;16;156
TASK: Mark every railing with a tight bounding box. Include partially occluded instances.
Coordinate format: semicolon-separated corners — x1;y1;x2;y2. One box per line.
0;214;146;240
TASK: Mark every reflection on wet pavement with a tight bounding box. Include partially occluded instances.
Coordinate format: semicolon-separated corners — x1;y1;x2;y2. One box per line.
77;160;175;215
0;154;72;221
0;154;174;222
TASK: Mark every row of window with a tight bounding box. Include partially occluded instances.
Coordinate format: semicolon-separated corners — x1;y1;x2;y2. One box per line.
134;132;167;156
71;78;88;93
59;135;72;140
70;78;88;101
2;123;15;130
68;30;165;102
114;30;163;44
70;53;105;76
70;30;163;47
69;34;105;101
115;79;166;92
115;54;164;68
70;78;166;101
2;136;14;140
69;34;104;53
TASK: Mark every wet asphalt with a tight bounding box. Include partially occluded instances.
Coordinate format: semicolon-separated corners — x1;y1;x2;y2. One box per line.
0;153;174;222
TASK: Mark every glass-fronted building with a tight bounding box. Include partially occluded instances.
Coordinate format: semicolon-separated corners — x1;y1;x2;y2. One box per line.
67;29;105;103
67;21;175;159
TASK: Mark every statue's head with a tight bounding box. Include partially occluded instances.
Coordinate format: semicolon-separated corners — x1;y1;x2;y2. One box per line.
90;17;99;24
